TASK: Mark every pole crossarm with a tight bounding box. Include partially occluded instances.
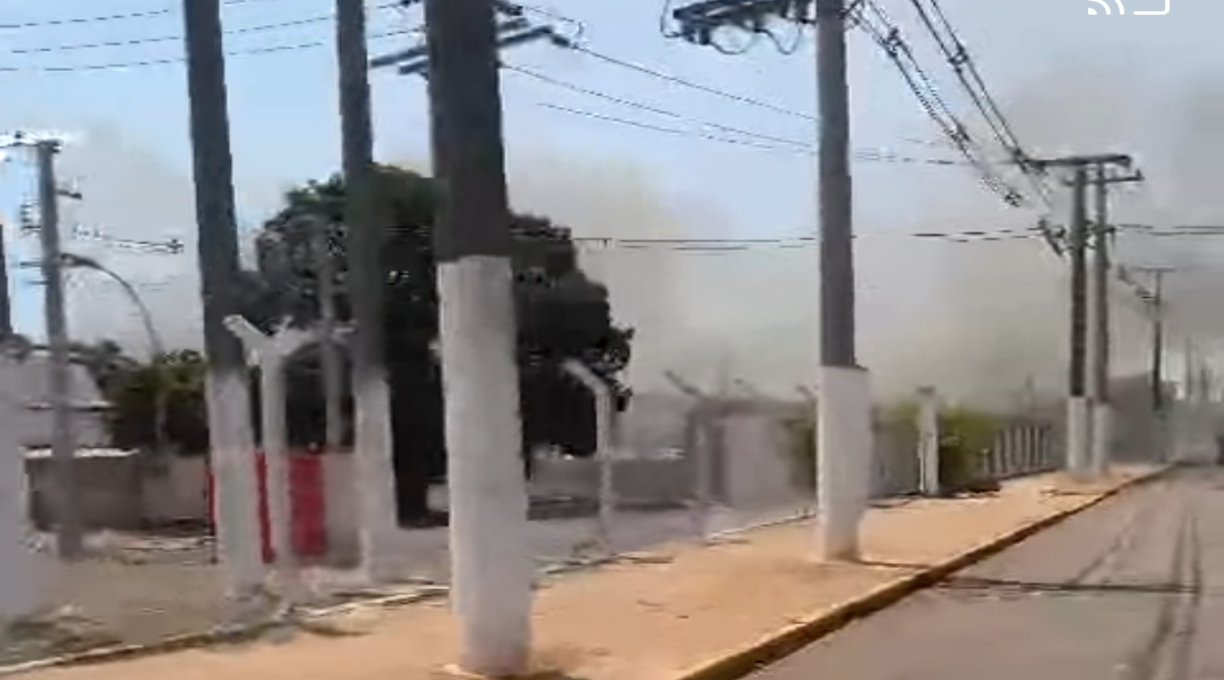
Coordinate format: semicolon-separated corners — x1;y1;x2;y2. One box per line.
370;3;563;78
671;0;813;46
1027;153;1133;171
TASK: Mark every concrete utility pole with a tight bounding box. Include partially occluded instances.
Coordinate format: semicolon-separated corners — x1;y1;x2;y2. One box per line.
424;0;533;674
1028;153;1132;480
1122;264;1172;459
1087;166;1143;477
0;221;12;338
1183;339;1194;403
1067;168;1092;478
181;0;265;601
812;0;870;562
334;0;400;580
1124;267;1171;411
34;139;82;559
309;221;344;454
665;0;867;553
1151;273;1167;412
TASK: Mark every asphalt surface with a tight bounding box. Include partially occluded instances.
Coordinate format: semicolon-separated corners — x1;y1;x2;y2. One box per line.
750;466;1224;680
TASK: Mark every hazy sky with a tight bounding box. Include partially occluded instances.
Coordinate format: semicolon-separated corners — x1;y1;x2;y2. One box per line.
0;0;1221;403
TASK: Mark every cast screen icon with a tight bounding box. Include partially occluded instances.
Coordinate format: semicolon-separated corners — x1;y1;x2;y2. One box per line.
1088;0;1170;14
1088;0;1125;14
1133;0;1170;14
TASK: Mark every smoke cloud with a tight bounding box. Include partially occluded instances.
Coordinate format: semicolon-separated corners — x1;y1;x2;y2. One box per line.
24;50;1222;416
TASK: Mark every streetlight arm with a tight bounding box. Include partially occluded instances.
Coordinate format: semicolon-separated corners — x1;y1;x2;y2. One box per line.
61;252;164;360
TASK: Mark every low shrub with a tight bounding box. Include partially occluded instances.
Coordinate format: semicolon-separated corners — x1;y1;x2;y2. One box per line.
938;407;1002;494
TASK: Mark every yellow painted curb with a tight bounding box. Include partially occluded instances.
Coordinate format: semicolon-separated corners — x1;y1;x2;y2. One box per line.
670;466;1174;680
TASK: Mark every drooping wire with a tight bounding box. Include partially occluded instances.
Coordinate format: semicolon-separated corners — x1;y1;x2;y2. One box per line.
569;226;1043;251
0;27;415;73
853;0;1024;207
903;0;1053;209
535;102;969;167
9;13;353;55
504;64;812;150
0;0;296;30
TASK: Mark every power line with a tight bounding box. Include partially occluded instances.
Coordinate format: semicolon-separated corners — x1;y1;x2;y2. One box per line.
505;64;812;151
9;12;388;55
567;43;816;121
900;0;1054;209
537;102;967;166
853;0;1025;207
0;27;414;74
569;226;1042;251
568;41;937;146
0;0;291;30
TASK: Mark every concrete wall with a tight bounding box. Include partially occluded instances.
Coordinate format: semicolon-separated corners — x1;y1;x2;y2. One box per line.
529;457;692;508
871;420;919;498
27;455;144;531
0;354;112;448
140;456;210;525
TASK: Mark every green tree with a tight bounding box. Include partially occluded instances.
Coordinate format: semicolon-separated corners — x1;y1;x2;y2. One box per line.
255;165;633;522
107;350;210;455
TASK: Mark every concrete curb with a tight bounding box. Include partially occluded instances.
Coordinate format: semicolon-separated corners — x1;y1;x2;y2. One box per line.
670;466;1173;680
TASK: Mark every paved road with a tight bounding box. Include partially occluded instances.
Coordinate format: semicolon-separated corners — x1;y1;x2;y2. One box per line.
751;466;1224;680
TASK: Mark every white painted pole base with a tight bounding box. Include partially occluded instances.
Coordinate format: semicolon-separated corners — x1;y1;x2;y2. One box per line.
815;366;871;562
1066;396;1092;480
353;377;402;583
438;256;532;677
205;371;266;605
1090;403;1111;477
